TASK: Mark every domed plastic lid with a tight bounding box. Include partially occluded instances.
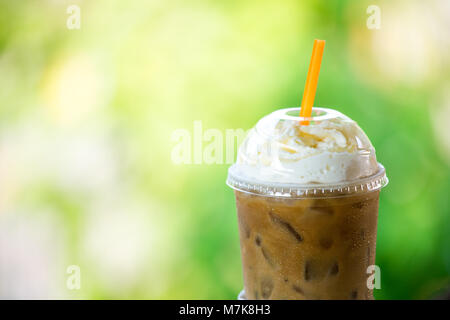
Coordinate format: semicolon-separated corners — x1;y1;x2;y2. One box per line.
227;107;388;198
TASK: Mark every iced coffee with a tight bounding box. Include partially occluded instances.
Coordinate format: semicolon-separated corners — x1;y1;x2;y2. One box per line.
227;107;388;300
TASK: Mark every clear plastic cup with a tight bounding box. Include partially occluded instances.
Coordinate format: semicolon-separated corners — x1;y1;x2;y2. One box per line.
227;107;388;300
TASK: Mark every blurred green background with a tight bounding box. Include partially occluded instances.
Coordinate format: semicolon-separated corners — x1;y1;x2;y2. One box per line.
0;0;449;299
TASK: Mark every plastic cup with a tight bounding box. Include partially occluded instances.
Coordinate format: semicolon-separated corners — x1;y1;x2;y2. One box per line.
227;107;388;300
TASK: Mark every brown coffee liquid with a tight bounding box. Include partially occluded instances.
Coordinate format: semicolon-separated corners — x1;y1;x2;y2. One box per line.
235;190;379;300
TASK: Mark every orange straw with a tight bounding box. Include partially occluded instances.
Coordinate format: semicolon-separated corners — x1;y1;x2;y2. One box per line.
299;39;325;124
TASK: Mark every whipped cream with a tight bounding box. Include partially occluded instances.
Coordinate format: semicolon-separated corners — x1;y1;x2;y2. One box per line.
233;108;378;185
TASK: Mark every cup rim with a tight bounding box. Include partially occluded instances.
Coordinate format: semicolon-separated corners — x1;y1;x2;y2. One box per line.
227;163;388;199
